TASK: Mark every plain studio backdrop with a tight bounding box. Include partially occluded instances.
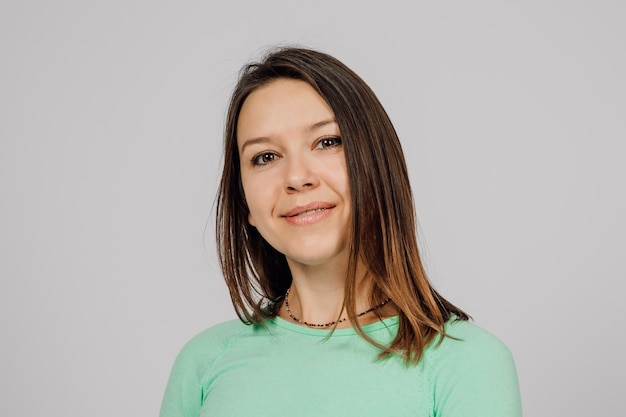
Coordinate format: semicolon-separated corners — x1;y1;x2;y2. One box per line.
1;1;624;416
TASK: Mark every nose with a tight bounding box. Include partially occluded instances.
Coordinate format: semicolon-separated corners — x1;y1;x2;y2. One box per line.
284;157;319;193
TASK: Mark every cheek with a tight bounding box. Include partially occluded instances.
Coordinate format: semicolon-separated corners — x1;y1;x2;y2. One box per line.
331;159;351;199
240;172;255;224
241;182;258;225
241;175;274;227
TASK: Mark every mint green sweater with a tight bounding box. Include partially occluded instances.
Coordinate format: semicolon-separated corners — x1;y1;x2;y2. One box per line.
160;316;522;417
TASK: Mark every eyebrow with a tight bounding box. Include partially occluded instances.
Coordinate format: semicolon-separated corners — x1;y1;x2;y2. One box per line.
308;118;337;132
239;118;338;153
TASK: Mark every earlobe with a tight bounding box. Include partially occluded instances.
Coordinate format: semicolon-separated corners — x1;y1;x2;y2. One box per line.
248;213;256;227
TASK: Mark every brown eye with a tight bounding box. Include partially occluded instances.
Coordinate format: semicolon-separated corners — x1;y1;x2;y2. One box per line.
315;136;342;150
252;152;278;166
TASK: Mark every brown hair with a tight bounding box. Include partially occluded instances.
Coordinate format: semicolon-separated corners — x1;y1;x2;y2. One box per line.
216;46;468;364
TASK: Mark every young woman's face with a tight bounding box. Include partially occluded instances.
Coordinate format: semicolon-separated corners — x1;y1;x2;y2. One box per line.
237;78;351;269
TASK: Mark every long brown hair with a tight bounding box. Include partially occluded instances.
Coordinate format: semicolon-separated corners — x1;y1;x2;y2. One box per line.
216;46;468;364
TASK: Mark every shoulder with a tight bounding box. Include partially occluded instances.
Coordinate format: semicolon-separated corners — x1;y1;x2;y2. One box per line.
160;319;252;417
436;318;514;361
424;318;522;417
166;318;255;387
186;318;251;347
427;318;516;377
173;319;251;371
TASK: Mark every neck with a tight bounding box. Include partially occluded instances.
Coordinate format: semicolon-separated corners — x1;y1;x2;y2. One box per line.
281;257;373;328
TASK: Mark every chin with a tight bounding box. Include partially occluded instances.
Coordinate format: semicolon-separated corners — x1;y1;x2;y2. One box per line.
284;246;348;267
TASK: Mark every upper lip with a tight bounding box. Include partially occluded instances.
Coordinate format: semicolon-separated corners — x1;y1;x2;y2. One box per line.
282;202;336;217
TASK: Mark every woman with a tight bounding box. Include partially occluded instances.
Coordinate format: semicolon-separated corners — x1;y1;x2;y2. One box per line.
160;47;522;417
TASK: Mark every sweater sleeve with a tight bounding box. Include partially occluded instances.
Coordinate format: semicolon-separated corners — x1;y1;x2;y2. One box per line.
159;335;209;417
159;321;240;417
428;320;523;417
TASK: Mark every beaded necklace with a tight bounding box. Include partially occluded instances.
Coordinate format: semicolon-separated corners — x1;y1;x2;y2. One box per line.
283;288;391;328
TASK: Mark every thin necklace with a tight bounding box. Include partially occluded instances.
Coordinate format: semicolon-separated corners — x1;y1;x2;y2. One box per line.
283;288;391;328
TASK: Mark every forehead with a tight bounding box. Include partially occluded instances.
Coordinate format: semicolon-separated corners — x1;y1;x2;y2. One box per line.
236;78;335;143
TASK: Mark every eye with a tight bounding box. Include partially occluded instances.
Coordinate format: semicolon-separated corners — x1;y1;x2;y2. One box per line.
315;136;342;150
251;152;279;166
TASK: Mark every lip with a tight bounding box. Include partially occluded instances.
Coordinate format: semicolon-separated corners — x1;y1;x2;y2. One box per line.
282;202;336;226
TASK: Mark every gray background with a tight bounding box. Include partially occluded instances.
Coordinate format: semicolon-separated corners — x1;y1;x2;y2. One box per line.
1;1;624;416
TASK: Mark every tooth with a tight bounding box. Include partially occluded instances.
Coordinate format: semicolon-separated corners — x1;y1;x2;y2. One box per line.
296;208;325;216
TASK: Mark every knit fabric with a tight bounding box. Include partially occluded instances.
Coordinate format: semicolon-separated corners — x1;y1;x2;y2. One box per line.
160;316;522;417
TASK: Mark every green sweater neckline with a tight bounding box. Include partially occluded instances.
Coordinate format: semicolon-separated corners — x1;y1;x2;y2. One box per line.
268;315;399;337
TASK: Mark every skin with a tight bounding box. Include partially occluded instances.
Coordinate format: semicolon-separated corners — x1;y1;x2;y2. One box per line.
237;78;371;327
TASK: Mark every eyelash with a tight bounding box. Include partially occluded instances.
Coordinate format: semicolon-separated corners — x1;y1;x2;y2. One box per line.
250;152;278;166
249;135;342;167
315;135;342;150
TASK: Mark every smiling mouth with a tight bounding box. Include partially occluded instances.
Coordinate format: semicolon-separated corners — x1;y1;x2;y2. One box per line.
282;203;336;220
290;208;328;217
283;205;335;226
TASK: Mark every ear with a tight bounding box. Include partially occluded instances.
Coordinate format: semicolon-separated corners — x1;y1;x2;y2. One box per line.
248;212;256;227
